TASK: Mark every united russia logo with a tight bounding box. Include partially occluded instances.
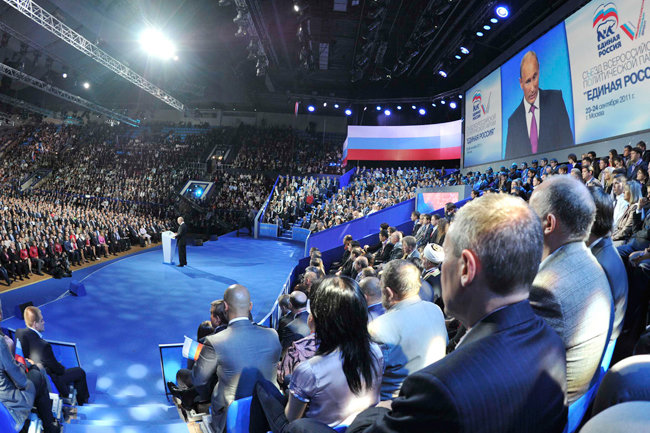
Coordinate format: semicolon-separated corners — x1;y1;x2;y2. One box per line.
471;91;490;121
593;3;623;56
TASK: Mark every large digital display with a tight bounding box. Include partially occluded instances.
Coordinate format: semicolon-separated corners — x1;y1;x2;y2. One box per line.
464;0;649;167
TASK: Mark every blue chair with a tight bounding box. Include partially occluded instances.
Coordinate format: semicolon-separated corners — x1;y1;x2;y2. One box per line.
226;396;252;433
0;402;17;431
564;339;618;433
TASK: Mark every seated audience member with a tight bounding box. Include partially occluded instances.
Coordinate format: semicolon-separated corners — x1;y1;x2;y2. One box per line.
410;211;421;236
249;276;383;432
277;294;293;332
529;175;613;404
365;229;388;255
16;306;90;405
420;243;445;308
277;314;317;391
612;181;643;246
331;235;353;270
372;231;393;264
0;261;10;286
339;246;362;277
444;202;457;222
28;242;44;276
430;218;448;246
387;232;403;262
302;270;320;295
339;194;567;433
612;175;629;227
627;146;648;180
360;277;385;322
0;302;60;433
401;236;419;263
279;291;310;349
414;215;433;247
353;256;369;282
587;187;628;344
369;260;446;399
171;300;228;409
192;284;281;432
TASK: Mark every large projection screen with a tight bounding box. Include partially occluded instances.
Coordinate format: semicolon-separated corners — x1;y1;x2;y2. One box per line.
463;0;650;168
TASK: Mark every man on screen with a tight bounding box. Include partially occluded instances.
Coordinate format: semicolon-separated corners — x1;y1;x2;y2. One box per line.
505;51;574;160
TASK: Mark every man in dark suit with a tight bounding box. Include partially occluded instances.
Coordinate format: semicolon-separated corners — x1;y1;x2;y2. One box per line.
279;291;310;349
505;51;574;160
341;193;567;433
192;285;281;432
16;306;89;405
173;216;187;267
587;187;628;345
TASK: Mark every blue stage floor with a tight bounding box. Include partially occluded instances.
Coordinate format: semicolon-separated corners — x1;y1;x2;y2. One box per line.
2;236;303;406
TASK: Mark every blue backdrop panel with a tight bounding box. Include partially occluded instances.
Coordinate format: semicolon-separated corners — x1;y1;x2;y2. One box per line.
339;168;356;189
259;223;278;238
292;228;310;242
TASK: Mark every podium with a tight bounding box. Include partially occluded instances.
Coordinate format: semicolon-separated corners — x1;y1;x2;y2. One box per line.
162;231;177;264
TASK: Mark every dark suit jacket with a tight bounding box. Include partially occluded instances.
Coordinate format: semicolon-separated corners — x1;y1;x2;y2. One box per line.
590;236;628;341
376;242;393;264
347;300;567;433
175;222;187;246
15;328;67;394
388;246;403;262
505;89;574;160
279;310;310;349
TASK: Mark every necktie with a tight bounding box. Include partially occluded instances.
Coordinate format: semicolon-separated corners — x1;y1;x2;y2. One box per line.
530;105;538;154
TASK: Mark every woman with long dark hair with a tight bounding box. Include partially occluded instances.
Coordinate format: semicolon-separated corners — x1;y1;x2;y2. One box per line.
250;276;383;432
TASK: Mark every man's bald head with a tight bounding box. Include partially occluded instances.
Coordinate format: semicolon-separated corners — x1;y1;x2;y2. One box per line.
224;284;252;319
289;291;308;311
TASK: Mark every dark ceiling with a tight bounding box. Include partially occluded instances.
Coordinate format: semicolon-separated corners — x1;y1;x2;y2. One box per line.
0;0;585;116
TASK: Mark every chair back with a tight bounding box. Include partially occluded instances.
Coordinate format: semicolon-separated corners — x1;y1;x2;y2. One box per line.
226;396;253;433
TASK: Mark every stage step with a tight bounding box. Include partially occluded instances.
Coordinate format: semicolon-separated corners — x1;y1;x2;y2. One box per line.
74;403;179;423
63;421;189;433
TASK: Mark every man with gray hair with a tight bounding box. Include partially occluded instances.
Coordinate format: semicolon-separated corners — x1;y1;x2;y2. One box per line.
344;194;566;433
369;259;446;399
387;232;403;262
401;236;420;263
529;175;613;404
353;256;369;282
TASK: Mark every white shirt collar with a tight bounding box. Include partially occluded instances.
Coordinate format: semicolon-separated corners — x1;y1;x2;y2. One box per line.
228;317;249;325
523;91;540;113
28;326;43;339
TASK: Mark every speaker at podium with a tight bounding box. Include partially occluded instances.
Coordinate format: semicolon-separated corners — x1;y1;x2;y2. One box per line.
162;231;177;264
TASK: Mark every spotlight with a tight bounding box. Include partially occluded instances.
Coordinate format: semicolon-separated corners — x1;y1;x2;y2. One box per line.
62;72;67;78
293;4;300;12
491;18;498;23
376;106;381;111
431;103;436;107
454;55;461;60
345;109;352;116
438;70;447;78
476;31;484;37
411;105;416;109
323;102;327;107
384;109;391;116
334;104;340;108
441;100;446;105
483;25;491;30
83;82;90;89
460;46;470;55
418;108;426;115
459;94;463;99
307;105;315;112
450;101;457;109
138;28;177;60
396;105;402;110
496;5;509;18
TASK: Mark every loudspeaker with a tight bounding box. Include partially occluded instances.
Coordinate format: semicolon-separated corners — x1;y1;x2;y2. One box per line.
193;239;203;246
14;302;33;319
69;281;86;297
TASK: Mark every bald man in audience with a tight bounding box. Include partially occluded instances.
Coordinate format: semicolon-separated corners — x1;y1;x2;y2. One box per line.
279;291;310;349
192;284;281;432
529;176;613;404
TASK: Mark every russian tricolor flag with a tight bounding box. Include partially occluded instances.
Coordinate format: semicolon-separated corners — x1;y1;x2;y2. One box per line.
182;336;204;361
343;121;462;164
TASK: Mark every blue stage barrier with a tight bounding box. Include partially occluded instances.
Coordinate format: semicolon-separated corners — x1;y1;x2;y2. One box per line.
292;227;310;242
158;343;184;399
259;223;278;238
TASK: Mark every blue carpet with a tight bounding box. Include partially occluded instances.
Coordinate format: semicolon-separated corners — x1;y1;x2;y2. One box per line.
2;237;303;406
